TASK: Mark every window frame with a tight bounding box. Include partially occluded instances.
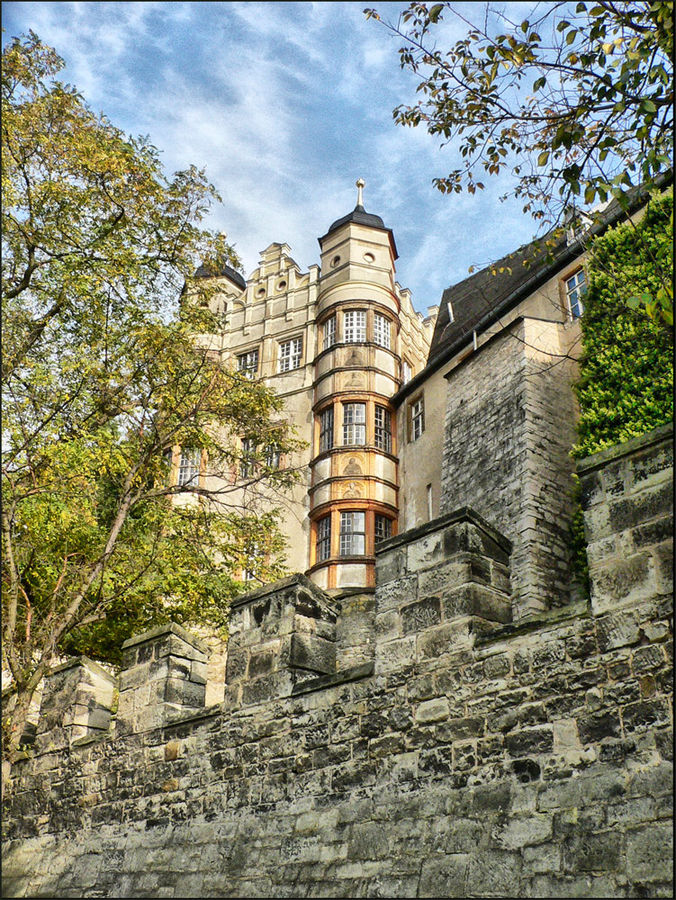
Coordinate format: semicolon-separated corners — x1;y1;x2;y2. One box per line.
319;405;334;453
343;310;367;343
402;359;412;385
177;449;201;486
278;336;303;372
324;314;337;350
564;268;587;319
240;437;256;479
374;405;392;453
409;394;425;442
339;511;366;557
342;402;366;446
237;347;259;379
374;514;392;546
316;515;331;562
373;312;391;349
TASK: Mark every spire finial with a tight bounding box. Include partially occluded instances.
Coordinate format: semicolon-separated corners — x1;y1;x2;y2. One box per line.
356;178;365;208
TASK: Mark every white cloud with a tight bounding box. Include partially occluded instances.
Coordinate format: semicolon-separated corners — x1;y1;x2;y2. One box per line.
2;0;545;310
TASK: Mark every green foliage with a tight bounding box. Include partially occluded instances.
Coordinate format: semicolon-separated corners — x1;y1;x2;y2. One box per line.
572;191;673;459
1;33;302;759
365;2;673;227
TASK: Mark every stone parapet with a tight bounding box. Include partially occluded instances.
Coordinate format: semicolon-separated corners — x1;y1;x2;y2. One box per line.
224;573;340;707
577;422;673;615
116;623;208;735
375;508;513;674
34;657;115;753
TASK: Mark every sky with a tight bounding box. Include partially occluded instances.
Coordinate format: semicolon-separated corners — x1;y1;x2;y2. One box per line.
2;1;546;314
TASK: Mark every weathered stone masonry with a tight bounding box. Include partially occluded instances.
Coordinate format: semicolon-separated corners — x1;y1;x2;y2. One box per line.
2;425;673;898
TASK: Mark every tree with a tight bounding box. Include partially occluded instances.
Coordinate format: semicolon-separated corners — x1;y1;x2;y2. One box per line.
1;33;302;763
365;2;673;225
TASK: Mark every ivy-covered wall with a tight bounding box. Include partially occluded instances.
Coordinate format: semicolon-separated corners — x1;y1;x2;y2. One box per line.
573;191;673;459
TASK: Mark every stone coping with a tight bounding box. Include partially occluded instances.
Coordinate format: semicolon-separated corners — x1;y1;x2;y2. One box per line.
230;572;340;618
46;655;116;683
475;599;591;647
291;661;375;696
121;622;208;655
576;422;673;476
376;506;512;556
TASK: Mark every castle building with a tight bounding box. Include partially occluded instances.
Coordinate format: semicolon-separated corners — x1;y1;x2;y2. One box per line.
189;180;436;592
186;177;667;621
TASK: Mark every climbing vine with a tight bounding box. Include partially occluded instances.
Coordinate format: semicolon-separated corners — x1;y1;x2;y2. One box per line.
572;191;673;459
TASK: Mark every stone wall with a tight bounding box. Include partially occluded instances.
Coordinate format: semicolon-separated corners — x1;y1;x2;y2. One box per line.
440;318;580;617
2;428;672;899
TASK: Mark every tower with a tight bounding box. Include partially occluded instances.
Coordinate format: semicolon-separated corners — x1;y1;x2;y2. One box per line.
308;180;405;590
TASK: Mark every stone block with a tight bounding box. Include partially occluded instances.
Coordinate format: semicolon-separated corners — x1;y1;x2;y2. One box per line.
416;621;473;660
504;727;554;757
419;854;468;897
576;711;621;745
492;815;553;850
626;822;674;884
117;623;207;734
563;830;621;872
400;597;441;635
36;657;115;749
595;611;640;652
415;697;450;724
375;574;418;613
590;554;654;615
375;636;417;675
467;850;522;896
289;633;335;675
442;583;512;624
375;544;407;584
608;483;672;533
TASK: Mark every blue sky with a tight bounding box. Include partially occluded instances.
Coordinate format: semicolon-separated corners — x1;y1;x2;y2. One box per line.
2;1;544;313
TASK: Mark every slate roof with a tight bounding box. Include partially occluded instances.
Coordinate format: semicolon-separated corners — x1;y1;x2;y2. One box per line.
193;262;246;290
319;204;399;259
395;173;673;405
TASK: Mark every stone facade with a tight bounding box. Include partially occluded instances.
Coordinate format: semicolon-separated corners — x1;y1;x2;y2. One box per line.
183;189;435;591
2;425;672;898
439;318;580;617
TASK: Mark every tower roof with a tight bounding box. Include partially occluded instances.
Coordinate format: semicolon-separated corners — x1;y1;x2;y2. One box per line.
327;206;386;234
193;261;246;290
320;179;398;258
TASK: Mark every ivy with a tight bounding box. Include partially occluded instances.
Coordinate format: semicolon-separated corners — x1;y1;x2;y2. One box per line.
572;191;673;460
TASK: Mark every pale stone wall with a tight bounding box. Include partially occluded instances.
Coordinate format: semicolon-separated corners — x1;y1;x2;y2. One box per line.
3;427;672;898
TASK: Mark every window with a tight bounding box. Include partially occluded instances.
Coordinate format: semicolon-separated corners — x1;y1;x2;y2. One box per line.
565;269;586;319
265;444;281;469
279;337;303;372
343;402;366;445
340;511;365;556
375;515;392;546
319;406;334;453
374;405;392;453
243;540;261;582
237;348;259;379
402;360;412;384
316;515;331;562
373;313;391;349
410;396;424;441
240;438;256;478
344;310;366;343
177;449;200;486
324;315;336;350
